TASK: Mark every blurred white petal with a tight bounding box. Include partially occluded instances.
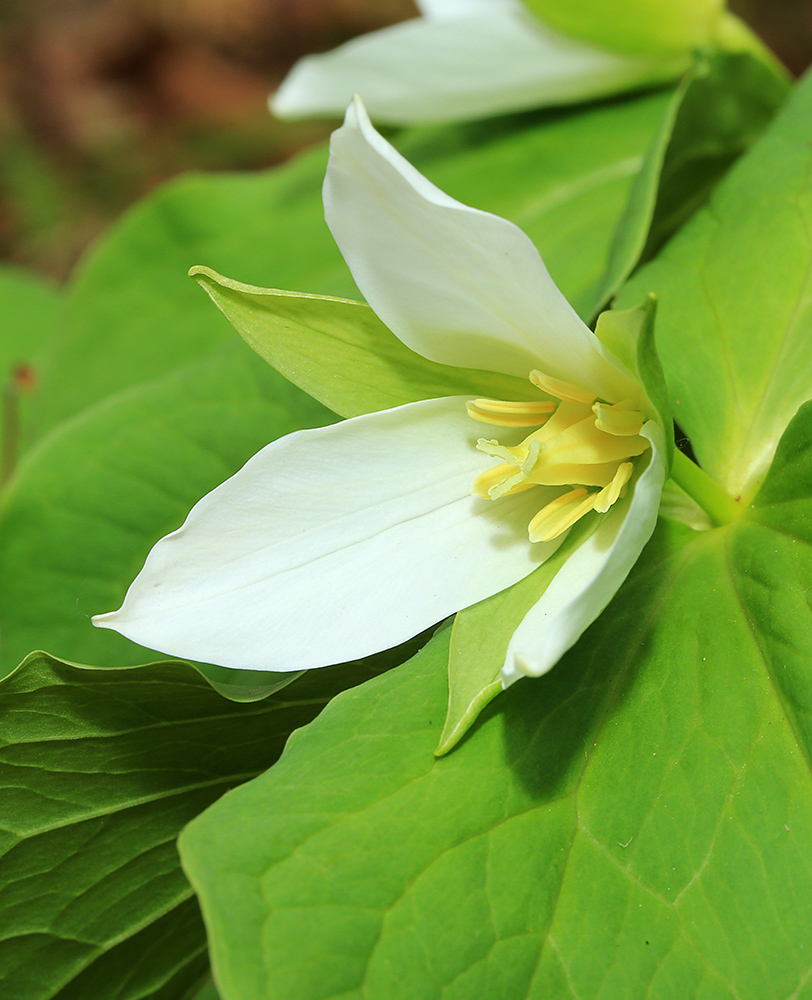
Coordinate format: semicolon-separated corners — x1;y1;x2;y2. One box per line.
271;7;676;125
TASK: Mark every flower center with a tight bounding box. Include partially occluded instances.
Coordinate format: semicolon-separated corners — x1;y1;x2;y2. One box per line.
468;369;650;542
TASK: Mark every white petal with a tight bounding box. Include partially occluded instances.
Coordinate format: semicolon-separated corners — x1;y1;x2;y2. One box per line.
500;420;667;687
324;95;636;401
272;9;675;127
95;398;559;672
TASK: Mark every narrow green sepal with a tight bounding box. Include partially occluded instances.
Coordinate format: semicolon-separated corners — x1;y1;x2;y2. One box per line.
190;266;534;419
437;518;598;756
594;293;674;470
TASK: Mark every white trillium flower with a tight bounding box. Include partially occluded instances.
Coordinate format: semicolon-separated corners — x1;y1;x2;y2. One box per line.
94;96;667;689
271;0;686;124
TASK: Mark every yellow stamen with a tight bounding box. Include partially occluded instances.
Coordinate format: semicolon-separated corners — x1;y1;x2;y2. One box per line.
528;489;596;542
466;398;555;428
593;462;633;513
529;370;596;404
469;368;649;543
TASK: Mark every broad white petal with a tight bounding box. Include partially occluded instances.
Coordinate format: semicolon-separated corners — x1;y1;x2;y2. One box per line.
501;420;667;686
324;95;636;401
95;398;559;672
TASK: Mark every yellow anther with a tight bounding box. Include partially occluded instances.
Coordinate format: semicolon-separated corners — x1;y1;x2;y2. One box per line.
593;462;633;513
528;488;596;542
472;461;535;499
593;402;644;437
529;369;596;405
466;398;555;428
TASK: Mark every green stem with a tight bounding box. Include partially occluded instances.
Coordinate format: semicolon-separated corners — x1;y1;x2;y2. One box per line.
670;449;741;527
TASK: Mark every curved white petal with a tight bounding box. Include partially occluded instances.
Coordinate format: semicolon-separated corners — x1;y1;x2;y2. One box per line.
324;96;636;401
95;398;559;672
500;420;667;687
272;9;676;127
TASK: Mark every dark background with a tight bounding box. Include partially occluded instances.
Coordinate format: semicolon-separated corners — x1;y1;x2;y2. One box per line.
0;0;808;280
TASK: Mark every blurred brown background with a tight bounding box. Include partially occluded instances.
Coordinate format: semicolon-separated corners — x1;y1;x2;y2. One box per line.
0;0;809;280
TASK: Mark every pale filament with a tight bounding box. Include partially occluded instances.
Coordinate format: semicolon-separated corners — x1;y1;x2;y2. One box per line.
469;369;648;541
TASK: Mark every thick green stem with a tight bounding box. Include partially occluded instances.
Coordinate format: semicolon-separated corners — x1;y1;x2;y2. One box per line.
670;449;741;527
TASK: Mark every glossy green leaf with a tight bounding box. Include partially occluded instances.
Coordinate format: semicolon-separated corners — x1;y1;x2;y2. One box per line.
0;648;397;1000
0;349;333;676
618;64;812;503
190;267;532;419
181;401;812;1000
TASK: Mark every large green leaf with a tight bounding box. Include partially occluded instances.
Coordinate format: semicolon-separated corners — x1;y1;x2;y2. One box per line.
0;648;400;1000
618;66;812;502
0;348;333;676
180;402;812;1000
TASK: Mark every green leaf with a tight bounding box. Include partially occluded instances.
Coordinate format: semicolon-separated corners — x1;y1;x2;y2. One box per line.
191;979;221;1000
595;50;788;308
0;348;333;676
618;66;812;502
0;648;399;1000
0;266;60;483
190;267;533;419
180;403;812;1000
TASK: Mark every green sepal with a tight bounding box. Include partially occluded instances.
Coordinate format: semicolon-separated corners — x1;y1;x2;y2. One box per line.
191;266;534;418
594;293;673;469
437;517;599;756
